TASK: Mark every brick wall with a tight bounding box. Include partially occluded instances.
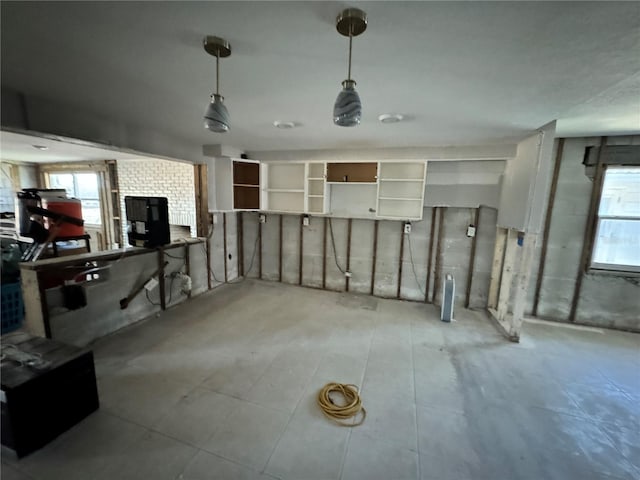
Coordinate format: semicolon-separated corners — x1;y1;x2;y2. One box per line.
117;159;196;239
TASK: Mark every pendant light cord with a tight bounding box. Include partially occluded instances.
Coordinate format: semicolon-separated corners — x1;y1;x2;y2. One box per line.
347;26;353;81
216;54;220;95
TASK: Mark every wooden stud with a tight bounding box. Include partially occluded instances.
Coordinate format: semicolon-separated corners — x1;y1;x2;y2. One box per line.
496;230;517;321
206;223;212;290
223;213;228;283
158;248;166;310
432;207;446;304
465;207;481;309
532;138;564;317
425;208;437;303
185;242;191;298
488;227;508;309
193;164;209;238
258;217;263;280
346;218;352;292
570;136;607;322
322;217;327;289
238;212;244;277
279;215;283;282
397;221;405;299
299;215;304;285
370;220;379;296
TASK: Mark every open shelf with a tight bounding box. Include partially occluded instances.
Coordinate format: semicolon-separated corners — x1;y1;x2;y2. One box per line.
327;162;377;183
378;162;425;180
266;188;304;193
379;178;423;182
379;196;423;201
308;163;325;178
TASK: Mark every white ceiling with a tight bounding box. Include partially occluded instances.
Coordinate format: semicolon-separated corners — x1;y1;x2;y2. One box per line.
1;1;639;153
0;130;162;164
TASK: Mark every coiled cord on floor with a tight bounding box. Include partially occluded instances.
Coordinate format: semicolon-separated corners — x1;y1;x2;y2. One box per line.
317;382;366;427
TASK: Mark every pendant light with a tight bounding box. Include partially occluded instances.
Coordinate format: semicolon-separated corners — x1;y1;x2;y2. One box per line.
333;8;367;127
203;36;231;133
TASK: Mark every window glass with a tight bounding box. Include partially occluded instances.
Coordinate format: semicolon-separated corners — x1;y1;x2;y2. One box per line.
592;166;640;272
49;173;75;197
75;173;100;199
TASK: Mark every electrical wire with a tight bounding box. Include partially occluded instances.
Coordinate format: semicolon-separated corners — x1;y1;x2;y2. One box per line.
407;233;426;297
328;218;347;274
201;217;260;285
317;382;366;427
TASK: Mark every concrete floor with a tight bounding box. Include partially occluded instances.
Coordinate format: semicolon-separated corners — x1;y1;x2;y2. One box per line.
2;280;639;480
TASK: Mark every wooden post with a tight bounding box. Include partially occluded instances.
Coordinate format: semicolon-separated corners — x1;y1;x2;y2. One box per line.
488;227;508;309
321;217;327;289
465;207;481;309
496;230;517;321
193;164;209;238
279;215;283;282
206;221;212;290
238;212;244;277
158;248;166;310
432;207;446;304
397;221;405;299
185;242;191;298
299;215;304;285
425;208;436;303
258;217;263;280
532;138;564;317
346;218;352;292
371;220;378;296
570;137;607;322
223;213;228;283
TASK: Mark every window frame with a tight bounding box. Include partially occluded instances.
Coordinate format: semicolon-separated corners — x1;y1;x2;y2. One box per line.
589;165;640;275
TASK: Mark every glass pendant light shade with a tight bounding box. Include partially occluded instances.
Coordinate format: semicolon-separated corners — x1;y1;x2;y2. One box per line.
333;80;361;127
204;94;230;133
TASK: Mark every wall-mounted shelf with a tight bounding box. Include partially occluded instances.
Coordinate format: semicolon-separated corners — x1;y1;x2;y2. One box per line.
214;158;261;211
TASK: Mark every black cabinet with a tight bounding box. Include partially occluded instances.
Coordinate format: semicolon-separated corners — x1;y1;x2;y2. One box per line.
1;334;99;458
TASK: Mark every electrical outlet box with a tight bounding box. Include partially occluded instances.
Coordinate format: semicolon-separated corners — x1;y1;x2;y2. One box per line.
259;214;266;224
303;215;310;226
212;214;218;225
404;222;411;234
144;277;159;291
345;271;352;278
466;225;476;238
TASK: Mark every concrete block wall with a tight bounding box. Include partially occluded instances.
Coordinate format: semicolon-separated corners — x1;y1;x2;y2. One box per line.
234;207;497;309
118;158;196;239
527;136;640;331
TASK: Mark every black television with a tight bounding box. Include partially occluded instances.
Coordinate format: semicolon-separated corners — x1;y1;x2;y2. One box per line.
124;196;170;248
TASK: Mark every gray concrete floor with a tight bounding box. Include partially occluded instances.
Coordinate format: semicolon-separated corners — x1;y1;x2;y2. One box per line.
2;280;639;480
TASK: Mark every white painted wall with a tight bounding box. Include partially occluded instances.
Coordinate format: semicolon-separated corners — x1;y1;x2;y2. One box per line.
497;122;556;231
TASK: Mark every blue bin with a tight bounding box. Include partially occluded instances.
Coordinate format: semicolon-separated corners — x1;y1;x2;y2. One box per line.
1;282;24;334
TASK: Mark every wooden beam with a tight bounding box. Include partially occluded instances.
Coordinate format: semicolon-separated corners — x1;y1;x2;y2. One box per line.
223;213;228;283
532;138;564;317
322;217;327;289
397;221;405;299
193;164;209;238
465;207;481;309
299;215;304;285
371;220;378;296
488;227;508;309
346;218;352;292
425;208;436;303
570;136;607;322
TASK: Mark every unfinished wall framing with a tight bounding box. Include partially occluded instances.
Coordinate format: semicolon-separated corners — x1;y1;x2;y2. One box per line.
219;207;497;308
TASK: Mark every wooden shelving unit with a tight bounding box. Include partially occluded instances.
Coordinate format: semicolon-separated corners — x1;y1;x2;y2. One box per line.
376;162;427;220
232;161;260;210
306;163;327;214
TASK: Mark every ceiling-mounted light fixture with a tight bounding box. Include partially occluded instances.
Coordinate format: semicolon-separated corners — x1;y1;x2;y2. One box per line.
203;36;231;133
333;8;367;127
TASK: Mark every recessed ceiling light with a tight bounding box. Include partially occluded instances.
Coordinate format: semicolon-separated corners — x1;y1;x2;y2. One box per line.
273;121;297;129
378;114;404;124
32;145;49;150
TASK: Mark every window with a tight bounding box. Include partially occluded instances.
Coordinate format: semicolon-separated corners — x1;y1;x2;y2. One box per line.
591;166;640;273
49;172;102;225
